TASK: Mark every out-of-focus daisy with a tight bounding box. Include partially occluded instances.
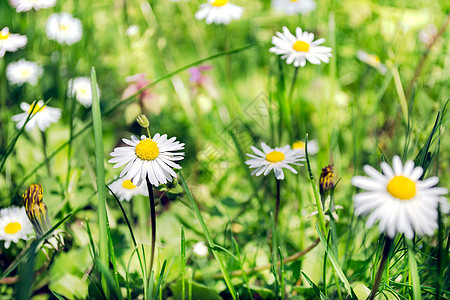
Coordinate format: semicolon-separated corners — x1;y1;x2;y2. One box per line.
418;24;437;46
193;241;208;257
292;139;318;155
12;100;61;132
46;13;82;45
356;51;387;74
352;156;448;239
195;0;243;25
272;0;316;15
68;77;100;108
0;207;33;249
126;25;139;37
108;177;149;202
6;59;43;86
270;26;332;67
109;133;185;187
0;27;27;57
245;143;304;180
9;0;56;12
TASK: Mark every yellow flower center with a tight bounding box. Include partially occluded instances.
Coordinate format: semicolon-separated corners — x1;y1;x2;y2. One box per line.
122;179;136;190
387;176;416;200
135;139;159;160
292;141;305;150
60;24;68;31
0;32;10;40
290;0;298;2
266;151;285;163
212;0;228;7
293;40;310;52
5;222;22;235
21;69;31;77
28;103;45;115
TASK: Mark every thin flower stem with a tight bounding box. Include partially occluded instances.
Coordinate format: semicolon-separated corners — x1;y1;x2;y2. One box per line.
369;237;393;300
147;127;151;139
305;134;326;233
275;179;281;228
40;131;51;176
145;176;157;285
288;66;299;103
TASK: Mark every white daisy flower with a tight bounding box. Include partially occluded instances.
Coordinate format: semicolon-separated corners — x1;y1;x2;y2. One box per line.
67;77;100;108
195;0;243;25
352;156;448;239
46;13;83;45
109;134;185;187
6;59;43;86
0;27;27;57
12;100;61;132
270;26;332;67
0;206;33;249
9;0;56;12
356;51;388;75
192;241;208;257
292;139;318;155
108;177;149;202
272;0;316;15
245;143;305;180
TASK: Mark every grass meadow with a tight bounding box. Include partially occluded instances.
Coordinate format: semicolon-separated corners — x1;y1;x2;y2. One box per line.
0;0;449;299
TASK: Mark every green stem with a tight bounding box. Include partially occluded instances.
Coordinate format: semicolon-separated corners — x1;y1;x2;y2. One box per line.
40;131;51;176
288;66;299;103
369;237;393;300
305;134;326;233
145;176;157;286
275;179;281;228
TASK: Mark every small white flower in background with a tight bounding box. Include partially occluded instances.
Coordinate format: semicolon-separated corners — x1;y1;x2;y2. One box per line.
0;206;33;249
246;143;304;180
195;0;243;25
9;0;56;12
6;59;43;86
418;24;437;46
193;241;208;257
109;134;185;187
352;156;448;239
12;100;61;132
126;25;139;37
270;26;332;67
46;13;82;45
108;177;149;202
272;0;316;15
356;51;387;75
0;27;27;57
68;77;100;108
292;139;318;155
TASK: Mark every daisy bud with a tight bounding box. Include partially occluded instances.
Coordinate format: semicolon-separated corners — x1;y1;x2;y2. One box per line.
319;165;335;196
23;184;52;239
22;183;64;250
136;114;150;128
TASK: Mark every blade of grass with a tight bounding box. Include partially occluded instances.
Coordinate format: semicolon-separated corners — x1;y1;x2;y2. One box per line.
406;239;422;300
181;226;186;300
179;171;237;300
90;67;109;297
153;260;167;300
315;223;354;297
301;271;328;300
95;258;123;300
